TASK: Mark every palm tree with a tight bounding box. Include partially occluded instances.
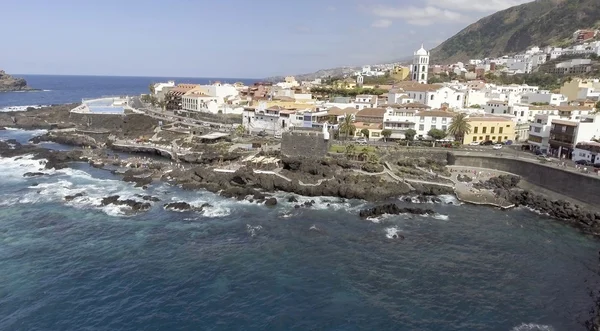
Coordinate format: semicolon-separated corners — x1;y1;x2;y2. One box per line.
447;113;471;144
149;83;156;95
339;115;355;141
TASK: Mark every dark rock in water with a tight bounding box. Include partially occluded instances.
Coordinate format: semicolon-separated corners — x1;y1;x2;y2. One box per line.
0;127;5;130
64;192;85;201
164;202;193;211
294;204;301;209
359;204;435;218
303;200;315;207
264;197;278;206
287;196;298;203
23;172;47;177
100;195;151;213
122;175;152;187
135;194;160;202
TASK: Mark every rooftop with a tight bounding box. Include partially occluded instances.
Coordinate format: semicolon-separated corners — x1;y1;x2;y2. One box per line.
356;108;386;117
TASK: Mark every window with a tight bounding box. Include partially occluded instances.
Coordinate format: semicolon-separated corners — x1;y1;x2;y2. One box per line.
442;125;447;131
420;116;424;122
473;136;477;141
419;94;422;100
521;111;525;117
492;136;496;140
422;66;426;72
506;124;510;127
562;126;566;133
431;125;436;130
491;109;495;113
499;127;503;134
419;124;424;131
473;127;478;134
504;136;508;140
432;117;437;123
430;95;434;100
482;127;487;134
491;127;495;134
457;95;460;101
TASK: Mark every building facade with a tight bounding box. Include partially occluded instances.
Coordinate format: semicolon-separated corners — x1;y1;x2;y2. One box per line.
411;45;429;84
464;117;516;144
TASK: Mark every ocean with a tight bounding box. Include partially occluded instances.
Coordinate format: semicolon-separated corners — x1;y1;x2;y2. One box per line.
1;77;600;330
0;74;258;110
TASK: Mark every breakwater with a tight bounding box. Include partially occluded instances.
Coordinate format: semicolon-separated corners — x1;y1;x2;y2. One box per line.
448;154;600;209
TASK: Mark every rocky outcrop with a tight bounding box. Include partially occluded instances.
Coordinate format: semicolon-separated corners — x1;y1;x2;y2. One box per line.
64;192;86;201
163;202;212;212
477;175;600;238
100;195;151;213
359;204;435;218
23;172;48;177
0;139;86;169
0;70;34;92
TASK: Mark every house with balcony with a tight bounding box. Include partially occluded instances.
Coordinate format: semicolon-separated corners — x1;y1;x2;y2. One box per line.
354;95;379;110
242;104;304;135
527;114;560;153
548;115;600;159
415;109;455;139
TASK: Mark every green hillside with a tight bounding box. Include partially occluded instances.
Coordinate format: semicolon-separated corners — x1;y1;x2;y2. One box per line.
430;0;600;64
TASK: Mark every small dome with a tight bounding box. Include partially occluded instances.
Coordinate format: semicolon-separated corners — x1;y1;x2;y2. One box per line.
415;44;428;56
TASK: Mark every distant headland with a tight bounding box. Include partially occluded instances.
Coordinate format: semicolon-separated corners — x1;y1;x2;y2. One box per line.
0;70;36;92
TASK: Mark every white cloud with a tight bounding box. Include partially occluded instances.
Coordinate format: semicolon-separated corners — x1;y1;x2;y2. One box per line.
425;0;534;12
372;19;392;28
372;5;465;26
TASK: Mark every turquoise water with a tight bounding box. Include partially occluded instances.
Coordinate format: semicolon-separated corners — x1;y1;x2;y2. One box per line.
1;130;600;330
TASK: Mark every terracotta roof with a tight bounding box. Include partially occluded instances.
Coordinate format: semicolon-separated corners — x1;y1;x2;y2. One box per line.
466;116;513;122
529;105;593;111
327;107;360;116
354;122;383;129
416;110;456;117
395;82;443;92
552;119;578;126
356;108;386;117
385;102;431;109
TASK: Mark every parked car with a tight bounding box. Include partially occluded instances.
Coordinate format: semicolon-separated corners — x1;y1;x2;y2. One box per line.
469;141;481;146
257;131;268;137
492;144;503;150
538;155;552;162
356;138;368;145
481;140;494;146
575;159;589;165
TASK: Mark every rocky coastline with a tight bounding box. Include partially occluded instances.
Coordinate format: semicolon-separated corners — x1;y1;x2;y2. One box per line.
0;70;36;92
1;105;600;243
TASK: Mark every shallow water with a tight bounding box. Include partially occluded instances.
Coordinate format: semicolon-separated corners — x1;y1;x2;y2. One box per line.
1;130;599;331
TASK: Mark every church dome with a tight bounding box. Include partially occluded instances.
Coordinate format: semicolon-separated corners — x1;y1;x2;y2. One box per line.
415;44;428;56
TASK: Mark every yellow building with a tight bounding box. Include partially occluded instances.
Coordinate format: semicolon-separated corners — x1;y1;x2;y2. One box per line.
354;122;383;141
560;78;600;101
464;117;516;143
391;66;410;81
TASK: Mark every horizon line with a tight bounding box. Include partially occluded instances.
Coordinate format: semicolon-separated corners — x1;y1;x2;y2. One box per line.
14;73;264;80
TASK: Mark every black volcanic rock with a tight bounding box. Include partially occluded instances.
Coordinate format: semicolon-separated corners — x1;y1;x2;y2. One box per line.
359;204;435;218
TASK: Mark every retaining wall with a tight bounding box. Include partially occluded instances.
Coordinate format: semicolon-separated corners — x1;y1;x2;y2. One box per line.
281;131;331;157
449;154;600;206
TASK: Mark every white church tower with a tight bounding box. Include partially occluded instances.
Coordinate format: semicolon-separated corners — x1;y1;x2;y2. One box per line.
412;44;429;84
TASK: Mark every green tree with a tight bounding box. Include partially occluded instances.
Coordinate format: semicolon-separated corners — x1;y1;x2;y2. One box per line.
345;144;356;160
360;128;370;139
381;129;392;142
235;124;246;136
367;153;380;164
157;100;166;111
427;128;447;141
404;129;416;141
447;113;472;144
595;101;600;112
358;151;369;162
339;115;356;141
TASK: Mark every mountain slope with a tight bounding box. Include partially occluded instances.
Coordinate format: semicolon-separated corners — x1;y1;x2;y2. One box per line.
430;0;600;64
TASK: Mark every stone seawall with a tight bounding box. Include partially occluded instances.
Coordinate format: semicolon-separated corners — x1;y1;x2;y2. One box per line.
449;154;600;207
281;131;331;158
69;113;159;138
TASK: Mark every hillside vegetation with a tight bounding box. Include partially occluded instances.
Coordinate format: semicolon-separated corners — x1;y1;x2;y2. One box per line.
430;0;600;64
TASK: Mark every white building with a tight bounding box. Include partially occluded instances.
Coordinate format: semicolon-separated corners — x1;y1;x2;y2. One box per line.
241;103;303;135
520;91;567;106
549;115;600;158
181;92;219;113
411;44;429;84
401;84;465;109
572;142;600;165
354;95;379;110
527;114;560;153
152;81;175;95
415;110;455;139
483;100;510;115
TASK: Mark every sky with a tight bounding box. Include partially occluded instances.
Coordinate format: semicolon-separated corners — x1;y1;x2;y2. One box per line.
2;0;534;78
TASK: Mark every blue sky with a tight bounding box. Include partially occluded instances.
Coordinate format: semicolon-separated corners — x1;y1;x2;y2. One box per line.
3;0;533;78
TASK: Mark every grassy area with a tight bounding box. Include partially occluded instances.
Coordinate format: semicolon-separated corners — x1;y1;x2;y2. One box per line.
329;144;376;154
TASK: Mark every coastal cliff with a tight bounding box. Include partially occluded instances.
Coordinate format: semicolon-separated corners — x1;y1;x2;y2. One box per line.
0;70;34;92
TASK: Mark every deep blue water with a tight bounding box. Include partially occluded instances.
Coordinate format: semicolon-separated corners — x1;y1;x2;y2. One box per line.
1;130;600;330
0;75;258;110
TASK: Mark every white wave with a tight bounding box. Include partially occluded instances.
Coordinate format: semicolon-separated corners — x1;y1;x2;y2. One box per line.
384;226;401;239
432;214;449;221
246;224;263;237
438;194;462;205
0;155;153;216
511;323;554;331
398;194;462;205
0;105;49;112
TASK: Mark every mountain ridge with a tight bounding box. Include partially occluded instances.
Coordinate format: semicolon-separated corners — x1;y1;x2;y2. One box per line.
430;0;600;63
